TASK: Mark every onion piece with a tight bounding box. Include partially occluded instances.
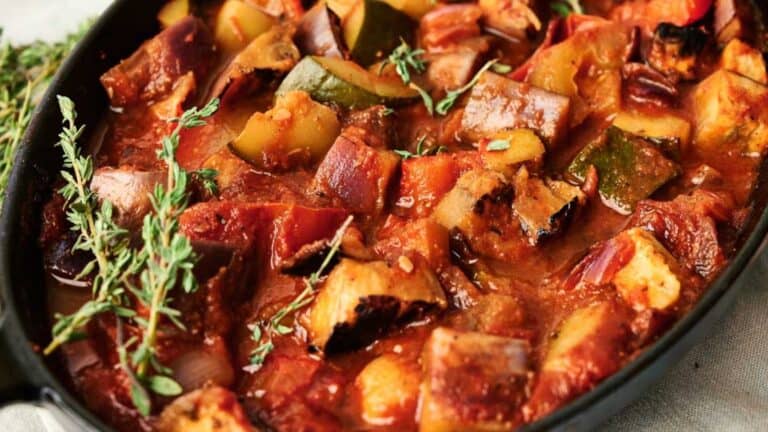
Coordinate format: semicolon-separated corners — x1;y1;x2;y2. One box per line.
171;350;235;392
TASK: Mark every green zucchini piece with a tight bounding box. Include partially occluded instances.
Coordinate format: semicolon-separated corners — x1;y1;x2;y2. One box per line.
344;0;415;66
277;56;418;109
567;126;680;215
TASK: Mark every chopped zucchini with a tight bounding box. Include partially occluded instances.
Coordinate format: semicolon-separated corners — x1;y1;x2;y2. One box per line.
720;38;767;84
381;0;435;19
295;3;347;59
480;129;546;176
344;0;416;66
308;259;446;353
419;327;529;432
461;72;571;147
230;91;341;169
513;167;585;245
647;23;707;81
692;69;768;155
314;126;401;215
433;169;509;231
214;0;275;55
612;228;682;311
277;56;419;109
158;0;189;28
612;111;691;152
567;126;680;215
356;354;420;425
157;387;255;432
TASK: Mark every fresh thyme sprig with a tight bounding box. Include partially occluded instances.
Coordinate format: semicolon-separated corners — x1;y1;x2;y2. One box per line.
381;40;435;116
130;98;220;383
551;0;583;17
247;215;354;371
44;96;135;356
394;135;446;160
486;139;511;151
192;168;219;196
0;21;91;207
435;59;499;116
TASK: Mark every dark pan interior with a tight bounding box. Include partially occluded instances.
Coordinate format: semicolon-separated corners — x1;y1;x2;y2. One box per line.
1;1;768;431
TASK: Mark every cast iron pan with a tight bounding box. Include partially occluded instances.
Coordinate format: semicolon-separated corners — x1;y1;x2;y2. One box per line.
1;1;768;430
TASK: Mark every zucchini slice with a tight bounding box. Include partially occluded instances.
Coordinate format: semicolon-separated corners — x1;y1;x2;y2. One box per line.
343;0;416;66
567;126;680;215
277;56;418;109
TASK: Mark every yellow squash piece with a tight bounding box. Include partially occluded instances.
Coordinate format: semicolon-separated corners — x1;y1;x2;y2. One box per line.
612;110;691;150
720;38;768;84
215;0;275;54
158;0;189;28
356;354;421;425
480;129;546;176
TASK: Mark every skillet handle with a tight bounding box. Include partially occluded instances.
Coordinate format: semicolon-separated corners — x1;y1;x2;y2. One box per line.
0;307;38;405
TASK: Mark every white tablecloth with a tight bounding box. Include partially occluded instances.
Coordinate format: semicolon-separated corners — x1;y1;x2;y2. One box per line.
1;1;766;430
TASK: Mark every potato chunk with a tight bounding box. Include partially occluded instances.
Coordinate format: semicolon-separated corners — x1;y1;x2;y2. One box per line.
214;0;275;54
612;110;691;150
523;301;630;421
308;259;446;353
612;228;682;311
356;354;420;425
720;38;767;84
419;327;529;432
157;386;255;432
692;69;768;155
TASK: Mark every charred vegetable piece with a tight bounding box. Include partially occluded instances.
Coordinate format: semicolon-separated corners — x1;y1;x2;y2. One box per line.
612;111;690;153
513;167;585;245
612;228;682;311
646;23;707;81
157;387;255;432
295;3;347;58
567;126;680;214
343;0;416;66
277;56;419;109
419;327;530;431
692;69;768;155
100;16;214;106
720;38;767;84
523;301;631;422
461;72;571;147
230;91;341;169
314;126;401;215
308;258;446;353
479;129;546;176
433;169;509;231
214;0;275;54
158;0;189;28
356;354;421;425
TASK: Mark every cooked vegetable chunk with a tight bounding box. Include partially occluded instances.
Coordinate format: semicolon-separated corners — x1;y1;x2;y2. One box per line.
461;72;571;147
523;301;631;421
382;0;435;19
90;168;164;229
158;0;189;28
513;167;585;245
375;216;451;268
230;91;341;169
314;126;400;215
214;0;275;54
356;354;420;425
480;129;545;176
277;56;419;109
478;0;540;40
419;327;530;431
344;0;415;66
426;51;480;91
612;111;691;151
308;258;446;353
719;38;767;84
157;386;255;432
692;69;768;155
433;169;508;231
295;3;347;59
613;228;682;311
567;126;680;214
646;23;707;81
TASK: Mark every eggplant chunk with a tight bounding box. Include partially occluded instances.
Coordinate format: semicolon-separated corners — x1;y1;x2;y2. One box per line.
426;51;480;91
612;228;682;311
308;258;446;353
157;386;255;432
101;16;214;106
523;301;631;422
646;23;707;81
90;168;164;229
692;69;768;155
418;327;530;432
720;38;767;84
296;3;347;58
356;354;421;426
567;126;680;214
513;167;585;245
433;169;509;231
314;126;401;215
461;72;571;147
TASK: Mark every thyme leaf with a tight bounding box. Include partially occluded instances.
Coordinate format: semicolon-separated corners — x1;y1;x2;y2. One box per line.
551;0;583;17
394;135;446;160
487;139;511;151
379;39;426;84
435;59;499;116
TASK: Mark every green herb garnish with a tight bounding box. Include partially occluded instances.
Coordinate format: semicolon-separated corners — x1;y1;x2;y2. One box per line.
551;0;583;17
192;168;219;196
394;135;446;160
487;139;511;151
380;39;426;84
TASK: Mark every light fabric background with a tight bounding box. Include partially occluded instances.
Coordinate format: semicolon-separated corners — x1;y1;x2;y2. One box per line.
0;1;767;431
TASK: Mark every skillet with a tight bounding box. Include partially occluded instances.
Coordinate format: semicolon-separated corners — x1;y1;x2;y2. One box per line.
1;0;768;430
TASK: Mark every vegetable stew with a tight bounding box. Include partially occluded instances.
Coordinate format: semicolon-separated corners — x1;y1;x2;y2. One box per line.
39;0;768;430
